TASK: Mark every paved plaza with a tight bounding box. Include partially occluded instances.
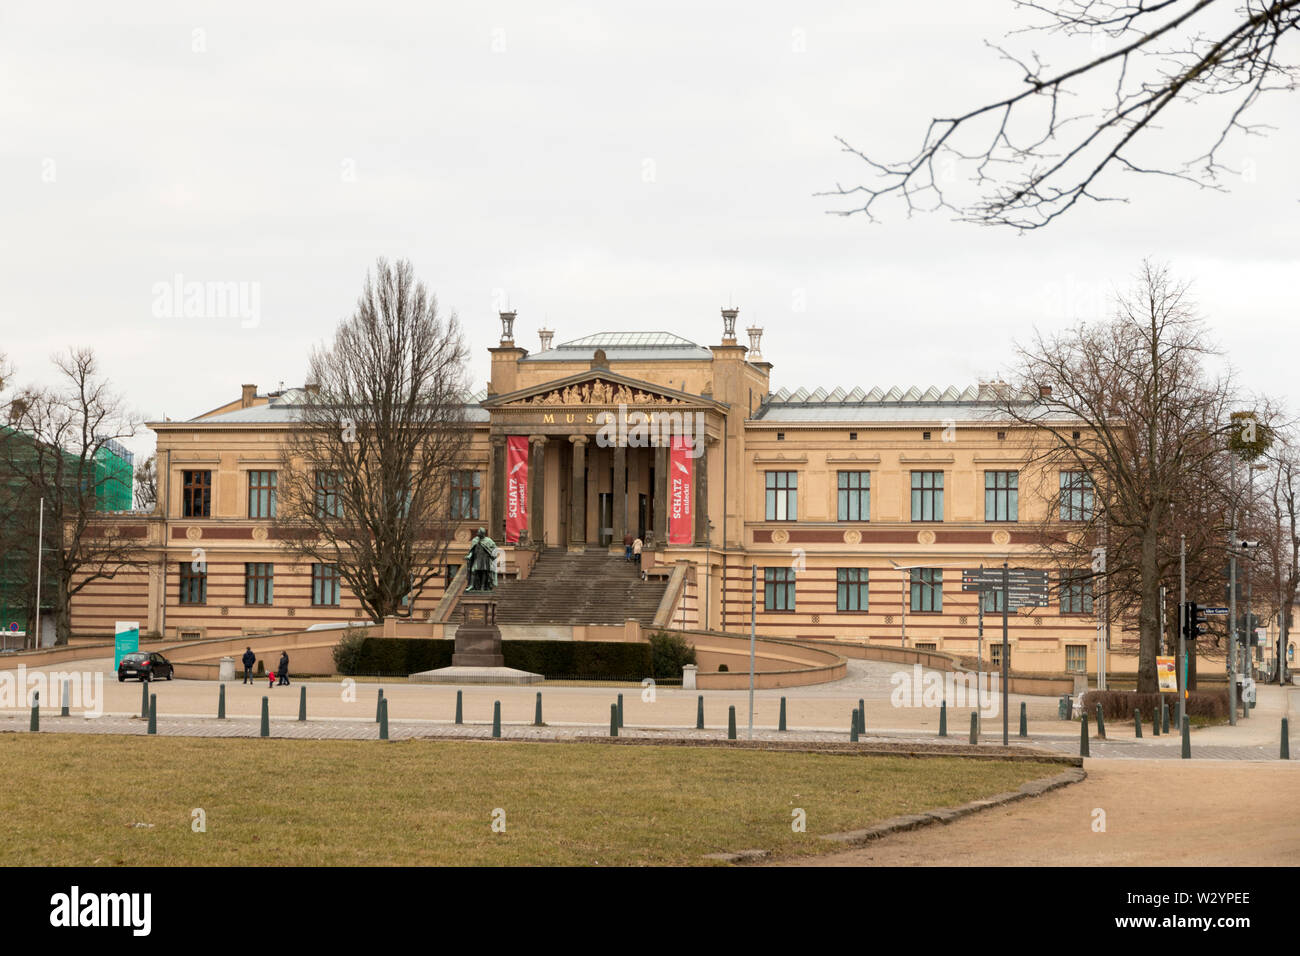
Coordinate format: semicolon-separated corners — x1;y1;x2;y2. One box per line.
4;654;1295;761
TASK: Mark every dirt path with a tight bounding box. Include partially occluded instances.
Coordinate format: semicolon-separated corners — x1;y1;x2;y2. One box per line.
780;760;1300;866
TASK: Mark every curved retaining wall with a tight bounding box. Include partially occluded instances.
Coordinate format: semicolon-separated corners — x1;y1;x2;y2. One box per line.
682;631;846;689
789;638;1075;698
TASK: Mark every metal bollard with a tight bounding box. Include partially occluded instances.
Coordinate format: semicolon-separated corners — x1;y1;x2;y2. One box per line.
1181;716;1191;759
218;684;226;720
534;692;543;727
455;689;463;725
1162;703;1170;735
939;700;947;737
376;688;384;723
379;698;389;740
969;711;978;745
1134;709;1142;739
141;681;148;719
609;703;619;737
29;692;38;733
298;685;307;722
1095;703;1106;739
778;697;787;732
1019;701;1027;738
1080;714;1090;757
492;700;501;739
849;710;859;743
147;694;157;735
1282;718;1290;761
1152;706;1159;737
696;695;704;730
617;693;624;729
260;696;269;737
61;680;70;717
727;705;737;740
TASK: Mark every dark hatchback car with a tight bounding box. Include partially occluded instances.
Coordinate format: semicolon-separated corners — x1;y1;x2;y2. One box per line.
117;651;174;682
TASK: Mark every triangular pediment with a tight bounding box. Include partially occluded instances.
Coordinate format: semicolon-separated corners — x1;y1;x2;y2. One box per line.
483;368;722;410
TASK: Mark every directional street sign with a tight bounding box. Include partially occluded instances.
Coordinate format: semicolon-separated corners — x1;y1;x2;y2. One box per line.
961;568;1049;592
1202;606;1229;616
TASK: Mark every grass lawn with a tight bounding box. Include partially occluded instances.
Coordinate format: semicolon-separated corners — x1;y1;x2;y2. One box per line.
0;734;1061;865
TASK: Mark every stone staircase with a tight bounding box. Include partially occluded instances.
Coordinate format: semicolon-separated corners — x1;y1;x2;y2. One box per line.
487;548;669;625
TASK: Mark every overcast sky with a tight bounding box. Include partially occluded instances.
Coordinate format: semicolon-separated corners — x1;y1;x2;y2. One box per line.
3;1;1296;461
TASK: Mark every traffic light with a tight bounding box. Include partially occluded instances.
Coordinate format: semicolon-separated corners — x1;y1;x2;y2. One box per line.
1183;602;1209;642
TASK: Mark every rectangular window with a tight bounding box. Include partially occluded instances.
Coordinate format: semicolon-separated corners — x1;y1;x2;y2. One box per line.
248;470;277;519
312;563;341;606
837;471;870;521
244;562;274;605
984;471;1019;522
910;568;942;612
990;642;1007;669
451;470;481;520
1060;570;1094;614
179;562;206;605
981;587;1007;613
763;567;796;611
836;568;869;611
182;470;211;518
765;471;798;521
910;471;944;522
1059;471;1094;521
1065;644;1088;673
315;471;343;519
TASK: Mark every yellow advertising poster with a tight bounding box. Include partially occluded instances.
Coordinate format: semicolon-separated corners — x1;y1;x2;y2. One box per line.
1157;655;1178;693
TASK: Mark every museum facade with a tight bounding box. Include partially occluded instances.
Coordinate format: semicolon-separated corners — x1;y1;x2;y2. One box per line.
70;308;1129;675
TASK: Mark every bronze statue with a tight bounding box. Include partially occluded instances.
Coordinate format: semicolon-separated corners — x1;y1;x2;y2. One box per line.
465;528;498;592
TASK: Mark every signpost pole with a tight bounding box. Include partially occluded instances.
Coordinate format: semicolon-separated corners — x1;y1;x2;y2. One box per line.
33;497;44;650
1179;534;1187;729
1002;561;1009;747
977;564;984;710
748;564;755;740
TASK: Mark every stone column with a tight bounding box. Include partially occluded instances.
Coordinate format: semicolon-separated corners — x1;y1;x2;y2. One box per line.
653;439;668;548
694;437;709;546
612;442;626;551
569;436;587;549
490;435;506;542
529;436;546;547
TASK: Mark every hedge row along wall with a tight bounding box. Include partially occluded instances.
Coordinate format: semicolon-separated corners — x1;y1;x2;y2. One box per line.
344;637;654;681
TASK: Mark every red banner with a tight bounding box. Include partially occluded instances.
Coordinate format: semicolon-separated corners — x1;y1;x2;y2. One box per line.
669;436;693;545
505;435;529;544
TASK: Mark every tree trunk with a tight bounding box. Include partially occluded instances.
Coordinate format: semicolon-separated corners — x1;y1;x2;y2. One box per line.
1137;526;1161;693
54;575;71;646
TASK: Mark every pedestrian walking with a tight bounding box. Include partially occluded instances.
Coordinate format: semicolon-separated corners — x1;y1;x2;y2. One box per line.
242;646;256;684
277;651;290;686
623;531;634;561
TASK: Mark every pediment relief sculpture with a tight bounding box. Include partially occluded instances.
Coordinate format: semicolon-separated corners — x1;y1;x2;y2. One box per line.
512;378;686;406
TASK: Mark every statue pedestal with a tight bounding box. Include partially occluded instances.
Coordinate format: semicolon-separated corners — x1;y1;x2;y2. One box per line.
452;599;504;667
409;597;543;685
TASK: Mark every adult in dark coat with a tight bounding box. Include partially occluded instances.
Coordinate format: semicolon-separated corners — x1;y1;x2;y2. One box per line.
241;647;256;684
277;650;290;686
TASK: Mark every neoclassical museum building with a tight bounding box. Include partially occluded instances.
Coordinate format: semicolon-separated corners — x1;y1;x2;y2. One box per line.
71;308;1128;675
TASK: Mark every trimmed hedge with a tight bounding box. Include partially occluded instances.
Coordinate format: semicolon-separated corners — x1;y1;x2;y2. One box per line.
341;637;652;681
1081;688;1228;720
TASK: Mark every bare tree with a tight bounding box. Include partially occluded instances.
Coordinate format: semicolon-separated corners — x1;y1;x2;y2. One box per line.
999;261;1237;691
0;348;143;644
273;258;472;622
827;0;1300;229
134;453;157;511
